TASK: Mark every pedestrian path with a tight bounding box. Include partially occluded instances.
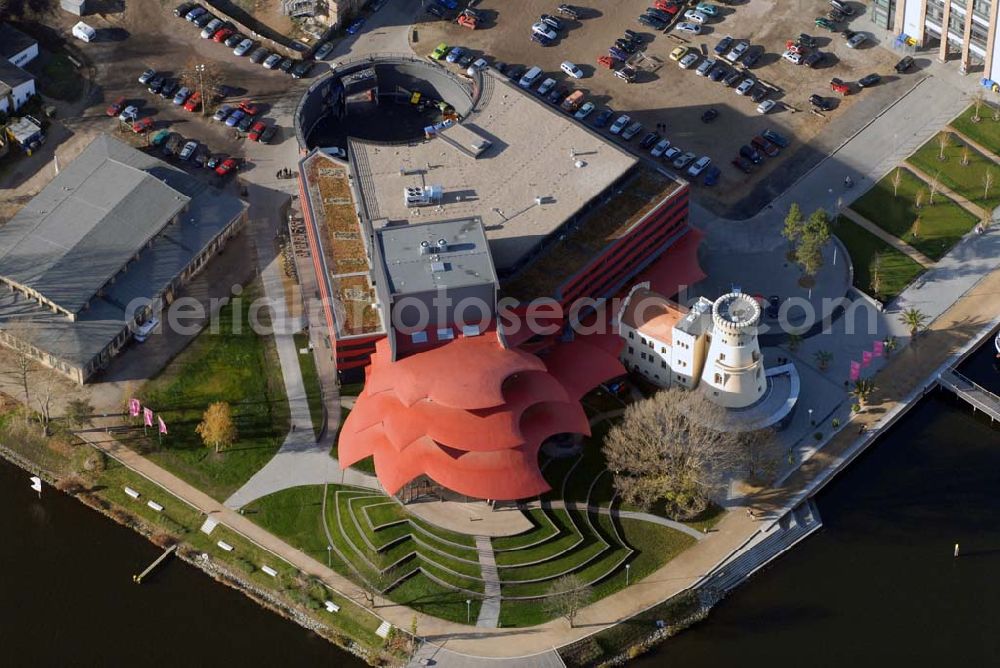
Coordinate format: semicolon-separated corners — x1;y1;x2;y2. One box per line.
948;124;1000;168
904;160;988;218
542;500;707;541
840;207;934;266
474;536;501;628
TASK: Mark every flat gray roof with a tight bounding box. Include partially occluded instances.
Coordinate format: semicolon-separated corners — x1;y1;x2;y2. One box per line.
349;69;637;272
0;58;33;89
376;217;496;296
0;134;232;315
0;24;37;61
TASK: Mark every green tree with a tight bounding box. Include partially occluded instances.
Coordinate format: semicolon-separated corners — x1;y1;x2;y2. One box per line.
542;574;593;628
786;333;803;352
795;208;831;277
898;307;929;338
782;203;804;246
850;378;877;410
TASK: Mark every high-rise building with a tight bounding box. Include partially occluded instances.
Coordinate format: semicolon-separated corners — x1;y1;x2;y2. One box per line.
887;0;1000;79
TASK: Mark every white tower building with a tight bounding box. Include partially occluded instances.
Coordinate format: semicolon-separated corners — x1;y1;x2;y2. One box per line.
699;292;765;409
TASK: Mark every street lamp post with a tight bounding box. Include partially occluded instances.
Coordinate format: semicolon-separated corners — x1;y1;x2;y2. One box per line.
466;599;471;624
808;408;814;425
326;544;332;567
625;563;630;587
195;63;206;117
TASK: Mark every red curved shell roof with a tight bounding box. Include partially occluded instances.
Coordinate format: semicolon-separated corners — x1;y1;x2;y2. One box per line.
338;333;623;500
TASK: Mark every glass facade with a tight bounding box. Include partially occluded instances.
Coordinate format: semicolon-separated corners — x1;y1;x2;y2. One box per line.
872;0;897;29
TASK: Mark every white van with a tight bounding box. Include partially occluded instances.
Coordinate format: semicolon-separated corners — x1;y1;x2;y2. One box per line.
519;66;542;89
134;317;160;343
72;22;97;43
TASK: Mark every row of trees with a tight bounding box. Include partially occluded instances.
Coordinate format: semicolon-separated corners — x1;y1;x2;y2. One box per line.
782;204;831;279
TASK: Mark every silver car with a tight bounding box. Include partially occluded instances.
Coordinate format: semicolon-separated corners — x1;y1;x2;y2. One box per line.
234;38;254;56
314;41;334;60
736;77;755;95
179;140;198;161
263;53;282;69
200;18;223;39
672;151;696;169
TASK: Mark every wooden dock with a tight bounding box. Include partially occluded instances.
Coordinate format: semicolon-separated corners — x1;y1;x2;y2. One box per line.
133;545;177;584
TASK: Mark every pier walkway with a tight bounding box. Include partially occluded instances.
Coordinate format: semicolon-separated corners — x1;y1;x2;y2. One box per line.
938;368;1000;421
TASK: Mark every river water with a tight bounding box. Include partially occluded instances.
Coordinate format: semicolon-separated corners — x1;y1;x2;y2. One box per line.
2;342;997;664
639;339;1000;666
0;459;363;665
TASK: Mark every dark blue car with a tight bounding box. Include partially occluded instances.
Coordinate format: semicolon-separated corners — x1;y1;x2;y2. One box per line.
703;165;721;186
593;109;614;128
437;0;458;9
346;18;365;35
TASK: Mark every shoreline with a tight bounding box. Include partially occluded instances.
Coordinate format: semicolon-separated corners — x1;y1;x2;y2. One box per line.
0;443;381;666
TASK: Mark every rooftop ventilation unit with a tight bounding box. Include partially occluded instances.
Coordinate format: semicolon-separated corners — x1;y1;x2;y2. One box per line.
419;240;434;255
403;185;443;208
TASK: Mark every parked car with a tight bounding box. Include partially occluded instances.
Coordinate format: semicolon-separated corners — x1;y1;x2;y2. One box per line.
703;165;721;186
830;77;850;94
709;64;728;82
546;85;568;105
697;58;718;77
531;31;554;46
679;52;699;69
279;58;295;74
172;87;191;105
714;35;733;55
739;144;763;164
803;51;825;68
212;104;233;122
184;6;206;21
609;114;631;134
248;120;268;141
673;151;696;169
830;0;854;15
138;69;156;85
162;133;183;156
531;22;558;41
723;69;742;87
782;50;803;65
151;128;171;146
622;121;643;140
646;7;673;22
447;46;468;64
425;3;444;18
540;13;564;31
858;73;882;88
742;46;763;68
846;32;867;49
637;14;666;30
809;94;833;111
815;17;836;31
763;128;791;148
314;41;334;60
518;66;542;88
147;74;165;94
346;17;365;35
159;79;179;99
756;99;776;114
174;2;196;17
179;140;198;160
557;3;579;19
213;27;234;43
259;125;278;144
237;113;255;132
799;33;818;48
225;109;246;127
615;65;637;83
670;46;689;61
594;108;614;128
106;96;127;117
250;47;270;64
183;91;202;112
736;77;755;95
895;55;915;73
224;32;244;48
200;18;223;38
537;77;557;95
560;61;583;78
234;38;255;56
291;60;314;79
683;9;708;24
687;156;711;177
574;101;595;120
118;105;138;122
615;38;638;54
731;156;753;173
675;22;702;35
726;41;749;63
430;43;450;60
695;2;718;16
263;53;282;69
639;131;660;149
131;117;154;133
506;65;526;82
752;136;780;157
192;12;214;28
750;86;769;103
701;108;719;123
663;146;682;162
467;57;488;75
651;138;671;157
215;157;238;176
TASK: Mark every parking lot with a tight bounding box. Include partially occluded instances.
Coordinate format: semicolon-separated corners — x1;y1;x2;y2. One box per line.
32;0;320;185
416;0;910;215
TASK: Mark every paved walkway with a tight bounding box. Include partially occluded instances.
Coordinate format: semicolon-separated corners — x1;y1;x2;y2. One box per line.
840;207;934;266
474;536;501;628
948;123;1000;167
545;501;706;541
904;160;988;218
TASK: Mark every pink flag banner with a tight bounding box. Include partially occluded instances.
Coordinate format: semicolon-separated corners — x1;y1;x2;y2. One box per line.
862;351;873;367
143;407;154;427
849;361;861;381
158;416;168;435
873;340;884;357
129;398;141;417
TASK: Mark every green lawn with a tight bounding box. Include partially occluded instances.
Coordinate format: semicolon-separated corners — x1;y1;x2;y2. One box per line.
293;333;325;439
850;167;977;261
951;104;1000;156
495;508;584;567
491;508;561;551
832;216;925;301
909;132;1000;211
140;281;290;501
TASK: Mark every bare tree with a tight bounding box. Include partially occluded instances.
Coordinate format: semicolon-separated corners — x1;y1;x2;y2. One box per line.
937;131;950;160
891;167;902;197
65;397;95;428
603;388;774;519
912;215;921;238
983;168;995;200
34;376;56;436
972;90;985;122
542;574;593;628
927;171;941;205
2;323;35;424
914;187;925;209
961;146;970;166
869;253;883;299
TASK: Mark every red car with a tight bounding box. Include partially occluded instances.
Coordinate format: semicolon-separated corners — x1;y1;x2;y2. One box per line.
238;100;259;116
213;27;234;43
654;0;681;14
106;96;126;117
183;91;202;112
830;77;851;95
248;120;267;142
132;117;154;133
215;157;238;176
